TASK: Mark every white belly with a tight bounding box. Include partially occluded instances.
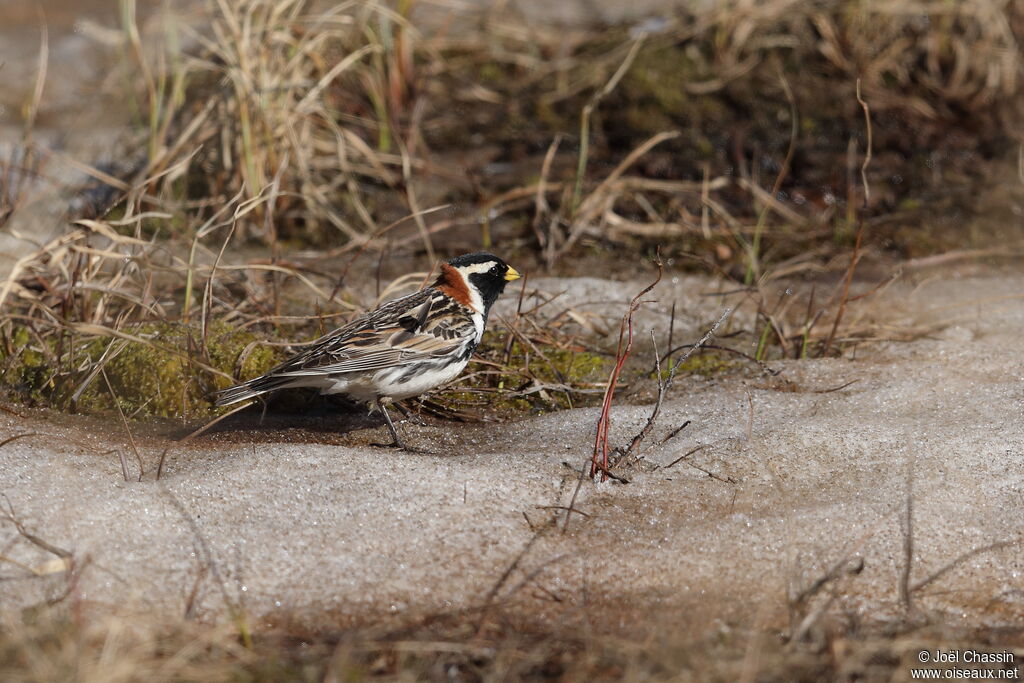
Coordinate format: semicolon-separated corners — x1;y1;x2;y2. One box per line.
310;357;471;403
372;357;471;400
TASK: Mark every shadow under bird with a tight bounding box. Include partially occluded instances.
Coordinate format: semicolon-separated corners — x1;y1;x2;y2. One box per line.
215;252;521;448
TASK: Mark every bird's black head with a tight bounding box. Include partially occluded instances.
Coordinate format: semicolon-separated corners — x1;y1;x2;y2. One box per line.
437;252;521;314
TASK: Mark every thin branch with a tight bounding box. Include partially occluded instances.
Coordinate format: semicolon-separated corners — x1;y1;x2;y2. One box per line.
911;538;1022;594
0;494;72;559
622;308;731;461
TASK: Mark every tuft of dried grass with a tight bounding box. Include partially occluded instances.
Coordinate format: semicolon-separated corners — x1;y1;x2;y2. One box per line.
431;0;1021;273
3;0;1019;418
121;0;429;247
0;194;354;418
0;598;1020;682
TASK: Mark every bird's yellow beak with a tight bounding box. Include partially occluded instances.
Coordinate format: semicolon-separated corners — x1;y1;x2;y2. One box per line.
504;266;521;282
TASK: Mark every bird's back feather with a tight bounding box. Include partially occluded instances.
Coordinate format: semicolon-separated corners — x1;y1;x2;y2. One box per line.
214;287;481;406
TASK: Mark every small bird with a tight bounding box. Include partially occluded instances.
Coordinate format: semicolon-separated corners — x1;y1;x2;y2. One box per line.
215;252;521;448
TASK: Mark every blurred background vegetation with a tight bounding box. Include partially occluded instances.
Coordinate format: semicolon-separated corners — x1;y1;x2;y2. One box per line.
0;0;1020;419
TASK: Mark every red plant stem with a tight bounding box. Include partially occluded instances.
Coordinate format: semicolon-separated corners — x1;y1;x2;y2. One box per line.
591;317;632;479
591;257;663;480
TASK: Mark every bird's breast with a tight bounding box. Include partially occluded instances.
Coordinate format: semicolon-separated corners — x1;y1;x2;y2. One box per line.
372;355;471;400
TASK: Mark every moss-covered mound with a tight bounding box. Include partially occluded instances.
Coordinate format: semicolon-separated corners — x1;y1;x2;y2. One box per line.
0;321;282;420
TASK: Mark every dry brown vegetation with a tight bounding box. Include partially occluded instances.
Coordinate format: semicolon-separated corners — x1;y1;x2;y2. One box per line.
0;0;1022;678
1;595;1021;682
3;0;1020;420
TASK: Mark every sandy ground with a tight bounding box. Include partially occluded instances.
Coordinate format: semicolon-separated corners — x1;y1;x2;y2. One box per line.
0;269;1021;639
2;0;1022;644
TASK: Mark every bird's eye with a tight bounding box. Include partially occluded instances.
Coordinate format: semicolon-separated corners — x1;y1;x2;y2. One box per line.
490;265;500;274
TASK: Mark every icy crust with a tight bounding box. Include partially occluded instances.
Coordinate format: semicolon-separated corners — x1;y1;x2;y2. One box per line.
0;273;1022;630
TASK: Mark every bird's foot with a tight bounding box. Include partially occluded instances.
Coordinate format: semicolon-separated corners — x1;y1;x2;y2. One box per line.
372;397;433;453
370;439;435;455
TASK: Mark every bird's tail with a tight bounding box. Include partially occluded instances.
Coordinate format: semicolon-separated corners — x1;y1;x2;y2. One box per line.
213;373;295;407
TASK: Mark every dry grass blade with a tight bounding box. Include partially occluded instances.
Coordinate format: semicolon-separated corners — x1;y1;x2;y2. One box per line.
101;368;144;482
23;11;48;138
822;79;872;357
108;0;424;247
571;36;646;214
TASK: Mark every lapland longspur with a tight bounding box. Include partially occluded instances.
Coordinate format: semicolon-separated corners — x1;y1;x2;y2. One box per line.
215;252;520;448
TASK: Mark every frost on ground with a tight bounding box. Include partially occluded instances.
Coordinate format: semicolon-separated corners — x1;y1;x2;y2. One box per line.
0;270;1022;637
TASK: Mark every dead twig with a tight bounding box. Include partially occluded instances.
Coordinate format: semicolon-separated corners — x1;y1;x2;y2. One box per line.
911;538;1022;594
662;444;708;469
662;446;735;484
658;421;691;446
621;307;731;463
899;454;914;612
813;379;860;394
0;494;72;559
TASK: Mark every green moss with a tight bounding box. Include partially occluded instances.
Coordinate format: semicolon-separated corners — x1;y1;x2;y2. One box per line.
624;46;691;114
205;326;280;393
0;321;282;419
477;62;506;84
1;326;53;402
84;322;280;419
434;339;609;417
661;352;737;378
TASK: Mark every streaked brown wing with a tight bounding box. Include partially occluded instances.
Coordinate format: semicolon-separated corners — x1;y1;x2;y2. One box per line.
267;289;476;377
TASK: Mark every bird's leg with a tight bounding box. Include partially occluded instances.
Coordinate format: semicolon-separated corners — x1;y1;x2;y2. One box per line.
376;397;406;449
392;400;426;426
393;400;412;419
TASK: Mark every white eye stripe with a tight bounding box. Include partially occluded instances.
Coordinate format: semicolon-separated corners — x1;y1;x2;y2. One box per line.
455;262;498;276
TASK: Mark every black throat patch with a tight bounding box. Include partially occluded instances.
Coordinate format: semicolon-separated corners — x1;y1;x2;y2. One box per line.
467;271;509;317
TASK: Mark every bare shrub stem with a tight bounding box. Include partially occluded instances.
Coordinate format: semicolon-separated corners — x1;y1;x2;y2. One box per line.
590;253;663;480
